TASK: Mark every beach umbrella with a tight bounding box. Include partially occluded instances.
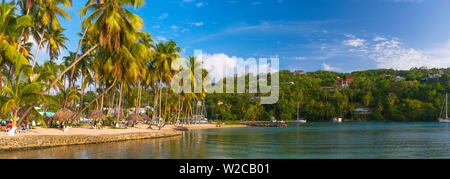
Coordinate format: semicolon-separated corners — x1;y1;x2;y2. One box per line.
86;109;106;121
125;114;143;122
53;108;75;122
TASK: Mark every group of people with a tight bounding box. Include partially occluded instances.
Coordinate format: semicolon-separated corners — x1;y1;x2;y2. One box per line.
1;121;32;133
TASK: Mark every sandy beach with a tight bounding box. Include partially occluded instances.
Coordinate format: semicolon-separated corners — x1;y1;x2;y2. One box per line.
0;124;246;151
0;124;246;138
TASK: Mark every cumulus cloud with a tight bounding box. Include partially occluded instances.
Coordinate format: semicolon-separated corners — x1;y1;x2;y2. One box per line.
343;36;450;70
195;52;279;82
322;63;340;72
343;38;366;47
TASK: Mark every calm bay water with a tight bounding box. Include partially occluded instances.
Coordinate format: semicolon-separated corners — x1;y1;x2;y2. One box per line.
2;122;450;159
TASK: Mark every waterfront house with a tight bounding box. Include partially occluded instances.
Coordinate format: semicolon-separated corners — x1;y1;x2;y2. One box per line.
353;108;371;119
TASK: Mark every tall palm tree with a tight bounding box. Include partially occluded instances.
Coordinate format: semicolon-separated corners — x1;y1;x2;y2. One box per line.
72;40;151;121
44;0;145;99
15;0;38;49
31;0;72;69
44;27;68;61
0;0;32;91
0;58;47;134
152;40;181;121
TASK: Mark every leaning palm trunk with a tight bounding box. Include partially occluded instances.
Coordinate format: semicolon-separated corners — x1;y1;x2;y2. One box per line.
31;29;46;69
152;82;159;121
71;79;117;121
16;8;31;51
19;44;99;126
117;82;124;121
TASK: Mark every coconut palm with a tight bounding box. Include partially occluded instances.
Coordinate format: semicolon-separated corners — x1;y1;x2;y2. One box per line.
0;0;32;88
44;0;145;100
0;58;48;131
44;27;68;61
151;40;181;121
31;0;72;69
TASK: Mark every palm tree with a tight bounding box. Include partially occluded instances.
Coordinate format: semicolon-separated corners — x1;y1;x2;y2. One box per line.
72;39;152;121
31;0;72;69
43;0;145;101
0;58;48;134
44;27;68;61
152;40;181;121
0;0;32;88
15;0;37;49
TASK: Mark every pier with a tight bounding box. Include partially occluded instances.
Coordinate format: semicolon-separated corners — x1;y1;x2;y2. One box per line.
246;122;288;127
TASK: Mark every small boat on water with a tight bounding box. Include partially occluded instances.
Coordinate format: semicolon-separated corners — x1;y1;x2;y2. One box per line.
439;93;449;123
293;119;307;123
294;102;307;123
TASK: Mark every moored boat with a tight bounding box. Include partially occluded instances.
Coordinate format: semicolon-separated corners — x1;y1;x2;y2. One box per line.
333;117;342;123
439;93;449;123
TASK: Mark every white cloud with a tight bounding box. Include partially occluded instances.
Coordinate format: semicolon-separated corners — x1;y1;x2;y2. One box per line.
197;52;279;82
196;2;205;7
155;36;168;42
322;63;340;72
343;38;366;47
189;21;204;27
344;36;450;70
252;2;262;6
158;13;168;20
374;36;387;41
382;0;424;3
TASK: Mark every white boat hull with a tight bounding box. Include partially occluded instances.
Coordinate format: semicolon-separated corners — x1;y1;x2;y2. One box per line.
293;120;307;123
439;119;450;123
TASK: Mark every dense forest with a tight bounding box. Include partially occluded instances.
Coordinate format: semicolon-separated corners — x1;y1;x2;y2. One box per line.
203;68;450;122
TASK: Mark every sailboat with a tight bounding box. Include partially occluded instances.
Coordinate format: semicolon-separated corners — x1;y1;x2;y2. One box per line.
439;93;450;123
293;102;307;123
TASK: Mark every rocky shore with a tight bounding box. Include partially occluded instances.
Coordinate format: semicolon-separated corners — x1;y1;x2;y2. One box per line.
0;124;245;151
0;129;182;151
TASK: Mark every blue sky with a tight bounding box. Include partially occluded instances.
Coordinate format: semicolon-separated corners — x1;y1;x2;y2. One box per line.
50;0;450;73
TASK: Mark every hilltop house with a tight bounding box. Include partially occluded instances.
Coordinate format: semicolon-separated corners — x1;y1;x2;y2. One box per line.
321;76;354;92
336;76;354;88
291;70;307;75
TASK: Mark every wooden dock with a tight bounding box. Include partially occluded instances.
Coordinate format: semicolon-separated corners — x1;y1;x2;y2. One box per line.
246;122;288;127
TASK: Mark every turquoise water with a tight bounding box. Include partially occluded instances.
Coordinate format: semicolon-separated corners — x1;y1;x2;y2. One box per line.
2;122;450;159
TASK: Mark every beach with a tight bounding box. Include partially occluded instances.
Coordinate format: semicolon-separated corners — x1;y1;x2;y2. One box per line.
0;124;246;151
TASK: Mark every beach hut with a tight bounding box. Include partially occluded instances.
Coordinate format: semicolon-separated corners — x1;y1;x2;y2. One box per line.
53;108;75;122
126;114;143;122
86;109;106;122
140;114;151;122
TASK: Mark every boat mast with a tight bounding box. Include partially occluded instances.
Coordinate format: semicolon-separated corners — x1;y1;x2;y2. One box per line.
446;93;448;119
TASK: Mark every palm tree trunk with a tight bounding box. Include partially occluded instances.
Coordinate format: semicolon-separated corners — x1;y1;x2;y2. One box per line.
100;84;105;111
67;28;89;92
95;79;99;109
80;75;85;110
118;82;124;121
16;8;31;51
46;44;98;94
72;79;117;121
31;29;45;69
152;85;159;121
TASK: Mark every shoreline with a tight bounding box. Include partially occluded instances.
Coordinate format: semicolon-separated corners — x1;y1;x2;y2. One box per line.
0;124;246;151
